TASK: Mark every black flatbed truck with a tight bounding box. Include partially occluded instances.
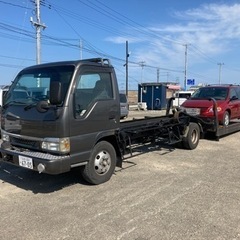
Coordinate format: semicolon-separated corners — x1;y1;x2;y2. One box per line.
0;58;227;185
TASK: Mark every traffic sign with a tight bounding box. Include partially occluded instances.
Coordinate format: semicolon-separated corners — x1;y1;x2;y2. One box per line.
187;79;195;85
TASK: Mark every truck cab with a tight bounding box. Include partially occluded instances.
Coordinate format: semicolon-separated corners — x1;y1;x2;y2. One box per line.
0;58;120;183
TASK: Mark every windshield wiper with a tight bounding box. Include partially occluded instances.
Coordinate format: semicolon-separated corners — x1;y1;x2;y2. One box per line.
24;103;37;110
25;100;51;112
2;100;26;109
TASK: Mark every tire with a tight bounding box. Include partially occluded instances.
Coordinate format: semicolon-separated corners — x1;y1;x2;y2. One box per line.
221;111;230;126
182;122;200;150
81;141;116;185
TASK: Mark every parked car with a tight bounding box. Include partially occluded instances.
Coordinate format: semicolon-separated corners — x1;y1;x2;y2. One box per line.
181;85;240;126
172;90;195;107
120;93;129;119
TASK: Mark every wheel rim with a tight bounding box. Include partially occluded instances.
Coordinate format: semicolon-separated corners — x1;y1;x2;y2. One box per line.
224;113;230;126
191;129;198;144
94;150;111;175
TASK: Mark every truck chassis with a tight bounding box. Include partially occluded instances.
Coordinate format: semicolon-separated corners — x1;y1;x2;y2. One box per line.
80;98;240;184
80;102;202;184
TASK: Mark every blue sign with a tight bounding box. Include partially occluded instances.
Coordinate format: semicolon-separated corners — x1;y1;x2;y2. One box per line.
187;79;195;85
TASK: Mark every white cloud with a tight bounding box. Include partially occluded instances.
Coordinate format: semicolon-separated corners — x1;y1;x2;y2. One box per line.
138;4;240;75
109;3;240;86
105;35;145;44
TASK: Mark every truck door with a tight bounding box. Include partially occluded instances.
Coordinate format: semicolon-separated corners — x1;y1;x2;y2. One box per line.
69;67;119;152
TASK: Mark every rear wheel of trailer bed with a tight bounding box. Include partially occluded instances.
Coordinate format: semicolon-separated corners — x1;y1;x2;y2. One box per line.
182;122;200;150
81;141;117;185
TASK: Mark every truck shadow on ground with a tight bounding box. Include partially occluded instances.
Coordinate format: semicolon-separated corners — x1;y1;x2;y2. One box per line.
115;142;176;172
0;143;176;194
0;162;91;194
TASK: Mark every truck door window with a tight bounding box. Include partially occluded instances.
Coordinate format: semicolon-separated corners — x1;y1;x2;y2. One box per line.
74;72;113;117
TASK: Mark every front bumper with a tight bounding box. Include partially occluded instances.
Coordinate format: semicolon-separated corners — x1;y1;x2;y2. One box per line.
0;142;71;174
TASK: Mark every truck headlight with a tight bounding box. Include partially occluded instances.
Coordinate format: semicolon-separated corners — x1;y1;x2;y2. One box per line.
2;132;10;142
41;137;70;153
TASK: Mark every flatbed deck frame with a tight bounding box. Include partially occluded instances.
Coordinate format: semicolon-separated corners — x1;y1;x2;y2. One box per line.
172;97;240;139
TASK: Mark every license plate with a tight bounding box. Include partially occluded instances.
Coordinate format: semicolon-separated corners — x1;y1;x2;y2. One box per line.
185;108;200;116
19;155;33;169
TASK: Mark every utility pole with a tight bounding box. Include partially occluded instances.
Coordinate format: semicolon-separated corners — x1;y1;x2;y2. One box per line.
167;72;169;82
184;44;189;91
80;39;83;60
217;63;224;84
157;68;160;83
125;41;129;97
30;0;46;65
184;44;187;91
139;61;145;83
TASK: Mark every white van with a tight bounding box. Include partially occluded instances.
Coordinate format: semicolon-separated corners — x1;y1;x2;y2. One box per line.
172;90;194;107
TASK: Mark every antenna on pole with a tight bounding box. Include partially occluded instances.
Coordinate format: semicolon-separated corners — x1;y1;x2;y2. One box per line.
30;0;47;65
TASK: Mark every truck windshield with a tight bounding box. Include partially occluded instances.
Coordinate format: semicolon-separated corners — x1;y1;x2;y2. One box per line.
4;65;74;106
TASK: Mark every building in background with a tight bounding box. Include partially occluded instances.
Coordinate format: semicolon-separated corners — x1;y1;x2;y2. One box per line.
137;82;181;110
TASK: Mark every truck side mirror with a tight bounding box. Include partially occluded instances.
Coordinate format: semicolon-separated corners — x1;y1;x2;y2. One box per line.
50;81;62;105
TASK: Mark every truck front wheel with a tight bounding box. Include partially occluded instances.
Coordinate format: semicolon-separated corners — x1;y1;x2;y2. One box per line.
81;141;116;185
182;122;200;150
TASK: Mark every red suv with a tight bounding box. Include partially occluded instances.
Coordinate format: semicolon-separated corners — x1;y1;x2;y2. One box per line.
181;85;240;126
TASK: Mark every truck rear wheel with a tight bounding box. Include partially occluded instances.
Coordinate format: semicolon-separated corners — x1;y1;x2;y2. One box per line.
81;141;116;185
182;122;200;150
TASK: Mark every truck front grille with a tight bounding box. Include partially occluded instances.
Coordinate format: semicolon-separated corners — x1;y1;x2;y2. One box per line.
11;137;40;150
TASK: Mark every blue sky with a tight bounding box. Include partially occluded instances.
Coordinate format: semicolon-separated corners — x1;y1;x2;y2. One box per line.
1;0;240;90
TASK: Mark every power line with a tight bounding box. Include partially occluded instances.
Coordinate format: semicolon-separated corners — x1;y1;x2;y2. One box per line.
44;0;225;76
0;0;31;10
0;19;231;83
2;0;240;85
189;44;218;65
77;0;184;45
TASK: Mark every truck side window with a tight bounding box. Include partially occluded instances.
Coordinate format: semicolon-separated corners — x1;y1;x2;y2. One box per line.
74;72;113;117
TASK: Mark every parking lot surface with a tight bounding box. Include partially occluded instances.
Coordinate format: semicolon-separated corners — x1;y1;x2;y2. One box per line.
1;111;240;240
